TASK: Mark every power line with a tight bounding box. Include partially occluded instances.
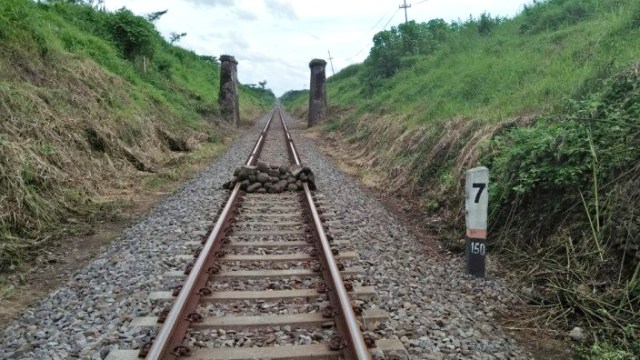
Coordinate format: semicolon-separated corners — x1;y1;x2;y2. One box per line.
345;8;400;61
349;7;399;54
338;0;432;66
366;9;394;33
344;47;367;62
344;0;431;63
344;8;400;61
381;8;401;29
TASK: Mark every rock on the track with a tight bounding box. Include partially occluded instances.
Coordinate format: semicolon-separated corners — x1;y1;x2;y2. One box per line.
223;162;316;193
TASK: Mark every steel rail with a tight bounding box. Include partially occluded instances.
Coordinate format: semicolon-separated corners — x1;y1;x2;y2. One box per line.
247;110;274;165
278;108;372;360
146;111;275;360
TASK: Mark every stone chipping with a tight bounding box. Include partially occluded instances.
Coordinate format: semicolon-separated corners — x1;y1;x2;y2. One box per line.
0;110;532;360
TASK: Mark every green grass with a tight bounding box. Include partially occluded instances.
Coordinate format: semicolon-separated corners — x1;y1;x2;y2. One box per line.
361;5;633;124
1;1;274;125
0;0;274;271
583;340;640;360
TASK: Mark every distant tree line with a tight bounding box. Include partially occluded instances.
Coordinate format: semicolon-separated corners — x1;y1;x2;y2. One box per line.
244;81;276;103
279;89;308;104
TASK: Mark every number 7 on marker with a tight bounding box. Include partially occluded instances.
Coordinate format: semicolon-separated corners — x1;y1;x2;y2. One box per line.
472;183;486;204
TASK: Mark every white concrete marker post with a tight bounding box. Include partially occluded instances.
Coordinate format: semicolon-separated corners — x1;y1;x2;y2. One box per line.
465;166;489;277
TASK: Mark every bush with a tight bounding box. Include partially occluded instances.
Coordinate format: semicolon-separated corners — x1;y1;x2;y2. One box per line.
489;64;640;204
106;8;157;61
154;54;173;77
478;13;500;35
484;64;640;349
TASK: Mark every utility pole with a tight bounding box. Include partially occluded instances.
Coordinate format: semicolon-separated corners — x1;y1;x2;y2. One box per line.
327;50;335;76
399;0;411;24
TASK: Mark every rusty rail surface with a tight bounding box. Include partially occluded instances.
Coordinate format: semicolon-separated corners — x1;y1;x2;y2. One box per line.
145;111;275;360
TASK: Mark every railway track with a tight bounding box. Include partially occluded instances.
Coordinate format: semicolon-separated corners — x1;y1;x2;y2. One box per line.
107;108;406;360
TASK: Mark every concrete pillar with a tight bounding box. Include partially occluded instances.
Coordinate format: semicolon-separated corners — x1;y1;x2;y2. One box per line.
219;55;239;127
308;59;327;128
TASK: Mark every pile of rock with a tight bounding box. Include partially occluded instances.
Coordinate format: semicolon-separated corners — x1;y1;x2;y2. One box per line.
223;161;316;193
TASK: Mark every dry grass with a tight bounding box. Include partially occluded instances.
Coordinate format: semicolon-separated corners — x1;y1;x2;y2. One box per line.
321;112;538;226
0;52;233;270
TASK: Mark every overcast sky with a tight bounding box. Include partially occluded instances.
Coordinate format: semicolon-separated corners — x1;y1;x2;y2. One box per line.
103;0;534;96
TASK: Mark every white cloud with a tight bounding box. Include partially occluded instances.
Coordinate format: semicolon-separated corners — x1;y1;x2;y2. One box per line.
221;31;250;51
183;0;234;7
103;0;534;96
235;8;258;21
263;0;297;20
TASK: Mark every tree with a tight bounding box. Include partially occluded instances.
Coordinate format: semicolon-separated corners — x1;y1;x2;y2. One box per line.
258;80;267;89
146;10;168;23
107;8;157;62
169;32;187;44
199;55;217;63
478;13;499;35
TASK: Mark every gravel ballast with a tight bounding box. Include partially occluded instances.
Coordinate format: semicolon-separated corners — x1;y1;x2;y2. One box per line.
0;110;531;359
283;111;533;360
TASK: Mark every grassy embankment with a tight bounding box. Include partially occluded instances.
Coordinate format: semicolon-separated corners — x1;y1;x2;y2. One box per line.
0;1;274;270
282;0;640;357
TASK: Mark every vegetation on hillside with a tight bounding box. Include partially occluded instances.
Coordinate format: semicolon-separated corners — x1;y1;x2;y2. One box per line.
488;65;640;357
282;0;640;356
0;0;273;270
